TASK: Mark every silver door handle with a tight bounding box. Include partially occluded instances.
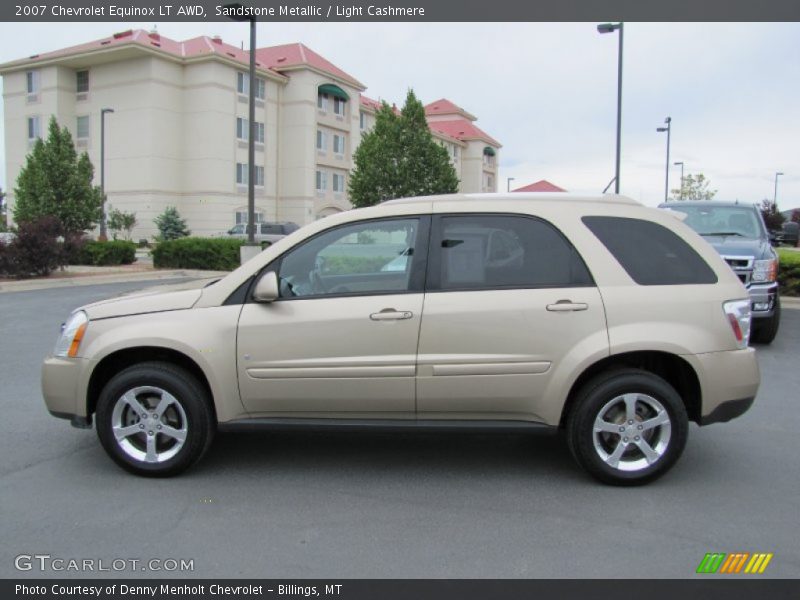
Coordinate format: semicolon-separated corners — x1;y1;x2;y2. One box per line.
370;309;413;321
546;300;588;312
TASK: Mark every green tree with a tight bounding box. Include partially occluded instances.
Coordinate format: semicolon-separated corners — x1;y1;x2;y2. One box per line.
669;173;717;201
759;199;785;231
107;208;137;240
13;117;102;235
349;89;459;207
154;206;190;241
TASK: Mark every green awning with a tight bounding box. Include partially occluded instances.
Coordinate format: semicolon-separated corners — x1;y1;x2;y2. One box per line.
483;146;496;156
318;84;349;100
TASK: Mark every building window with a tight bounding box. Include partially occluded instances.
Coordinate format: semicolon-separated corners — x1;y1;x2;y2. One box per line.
237;72;265;99
27;116;40;141
333;172;345;193
237;118;265;143
333;134;345;155
359;111;366;130
316;170;327;191
316;130;327;151
484;174;495;190
236;163;264;186
452;146;459;160
76;70;89;94
333;96;346;117
76;115;89;140
317;92;329;112
26;70;39;94
235;211;264;225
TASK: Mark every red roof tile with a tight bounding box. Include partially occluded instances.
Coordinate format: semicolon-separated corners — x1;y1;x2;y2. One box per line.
255;43;363;88
427;119;501;147
424;98;476;121
513;180;567;193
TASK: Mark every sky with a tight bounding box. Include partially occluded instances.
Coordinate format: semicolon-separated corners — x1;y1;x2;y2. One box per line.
0;21;798;211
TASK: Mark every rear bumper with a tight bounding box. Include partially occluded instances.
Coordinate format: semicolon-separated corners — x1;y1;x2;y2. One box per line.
747;282;779;319
691;348;760;426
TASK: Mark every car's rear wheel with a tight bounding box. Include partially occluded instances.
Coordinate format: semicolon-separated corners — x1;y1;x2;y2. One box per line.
750;298;780;345
567;369;688;486
96;362;215;477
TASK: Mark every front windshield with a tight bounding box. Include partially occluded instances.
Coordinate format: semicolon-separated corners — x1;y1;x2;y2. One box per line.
666;205;763;239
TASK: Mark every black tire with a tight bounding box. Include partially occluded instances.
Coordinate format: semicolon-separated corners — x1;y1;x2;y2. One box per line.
96;362;215;477
566;369;689;486
750;298;780;345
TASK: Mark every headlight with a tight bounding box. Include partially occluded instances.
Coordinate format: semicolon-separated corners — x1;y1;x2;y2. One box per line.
751;258;778;283
54;311;89;358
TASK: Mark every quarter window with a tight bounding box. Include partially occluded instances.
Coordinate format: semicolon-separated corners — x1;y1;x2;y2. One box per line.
277;218;420;298
583;216;718;285
432;214;593;290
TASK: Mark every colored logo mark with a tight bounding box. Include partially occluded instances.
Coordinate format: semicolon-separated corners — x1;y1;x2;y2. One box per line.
696;552;773;574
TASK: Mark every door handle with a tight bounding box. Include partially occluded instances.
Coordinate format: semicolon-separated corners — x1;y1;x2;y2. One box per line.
546;300;588;312
370;309;413;321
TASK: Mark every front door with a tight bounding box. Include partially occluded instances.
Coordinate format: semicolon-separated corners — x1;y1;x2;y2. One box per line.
237;216;429;417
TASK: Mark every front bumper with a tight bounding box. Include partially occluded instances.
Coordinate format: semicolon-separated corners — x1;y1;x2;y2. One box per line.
691;348;760;426
747;281;779;319
41;356;90;427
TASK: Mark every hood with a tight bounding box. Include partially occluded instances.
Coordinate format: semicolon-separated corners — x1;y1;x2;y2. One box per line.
701;235;773;260
80;278;217;320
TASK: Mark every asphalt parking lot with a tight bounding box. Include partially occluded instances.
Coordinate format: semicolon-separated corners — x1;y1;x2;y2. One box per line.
0;280;798;579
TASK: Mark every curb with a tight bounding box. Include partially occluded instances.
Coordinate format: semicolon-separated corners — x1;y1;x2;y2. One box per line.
0;270;230;294
782;296;800;310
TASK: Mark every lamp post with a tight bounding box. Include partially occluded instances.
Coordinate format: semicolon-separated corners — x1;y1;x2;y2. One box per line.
657;117;672;203
674;161;684;200
507;177;515;192
597;22;623;194
225;3;257;247
99;107;114;240
774;172;784;209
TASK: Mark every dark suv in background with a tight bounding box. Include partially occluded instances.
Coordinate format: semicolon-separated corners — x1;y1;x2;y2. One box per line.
660;201;780;344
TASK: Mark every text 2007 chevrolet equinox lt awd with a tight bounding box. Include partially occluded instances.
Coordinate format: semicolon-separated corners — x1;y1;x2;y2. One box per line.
42;194;760;485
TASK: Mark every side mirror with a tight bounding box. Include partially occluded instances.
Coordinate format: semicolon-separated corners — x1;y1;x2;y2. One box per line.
252;271;279;303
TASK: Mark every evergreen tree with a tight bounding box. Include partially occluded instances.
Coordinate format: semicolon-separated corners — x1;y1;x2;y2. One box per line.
13;117;102;235
154;206;190;240
349;90;459;207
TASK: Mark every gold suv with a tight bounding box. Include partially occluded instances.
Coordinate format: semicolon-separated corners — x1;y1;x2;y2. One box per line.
42;194;760;484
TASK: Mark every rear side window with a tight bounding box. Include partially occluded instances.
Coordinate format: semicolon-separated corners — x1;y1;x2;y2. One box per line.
583;216;717;285
431;214;593;291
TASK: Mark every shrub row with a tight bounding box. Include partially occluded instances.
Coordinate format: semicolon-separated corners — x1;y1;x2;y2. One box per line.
152;237;245;270
69;239;136;266
778;263;800;297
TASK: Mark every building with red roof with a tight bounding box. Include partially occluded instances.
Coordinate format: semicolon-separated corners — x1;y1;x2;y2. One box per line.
513;180;567;193
0;30;500;236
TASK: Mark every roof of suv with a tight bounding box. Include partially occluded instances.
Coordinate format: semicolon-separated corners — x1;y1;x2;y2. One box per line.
658;201;759;209
385;192;641;207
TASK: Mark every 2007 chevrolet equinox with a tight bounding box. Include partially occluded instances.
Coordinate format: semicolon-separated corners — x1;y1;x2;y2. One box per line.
42;194;760;484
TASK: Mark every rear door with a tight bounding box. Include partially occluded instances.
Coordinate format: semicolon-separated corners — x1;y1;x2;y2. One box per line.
416;213;608;425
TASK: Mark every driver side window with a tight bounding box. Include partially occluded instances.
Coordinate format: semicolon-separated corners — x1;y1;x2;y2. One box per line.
278;218;420;298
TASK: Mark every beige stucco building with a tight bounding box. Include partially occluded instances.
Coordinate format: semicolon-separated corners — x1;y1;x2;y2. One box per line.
0;29;500;238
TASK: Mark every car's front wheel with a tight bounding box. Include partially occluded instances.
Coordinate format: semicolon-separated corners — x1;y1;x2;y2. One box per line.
567;369;688;486
96;362;215;477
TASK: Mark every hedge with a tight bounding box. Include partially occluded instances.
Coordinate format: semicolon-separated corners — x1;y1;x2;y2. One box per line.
152;237;245;270
71;240;136;266
778;249;800;297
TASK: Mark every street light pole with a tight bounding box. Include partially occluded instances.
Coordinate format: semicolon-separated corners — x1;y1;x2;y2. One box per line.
674;161;684;200
774;172;784;209
225;3;257;246
597;22;623;194
657;117;672;203
99;107;114;240
507;177;515;192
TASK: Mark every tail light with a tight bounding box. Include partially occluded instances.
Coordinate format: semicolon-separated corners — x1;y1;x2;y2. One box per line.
723;299;751;349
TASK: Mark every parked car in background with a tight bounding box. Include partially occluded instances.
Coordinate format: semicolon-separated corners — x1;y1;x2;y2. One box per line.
42;193;760;485
225;221;300;246
659;201;780;344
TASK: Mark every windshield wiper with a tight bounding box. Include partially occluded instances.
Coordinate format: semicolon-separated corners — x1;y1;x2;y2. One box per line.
699;231;745;237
